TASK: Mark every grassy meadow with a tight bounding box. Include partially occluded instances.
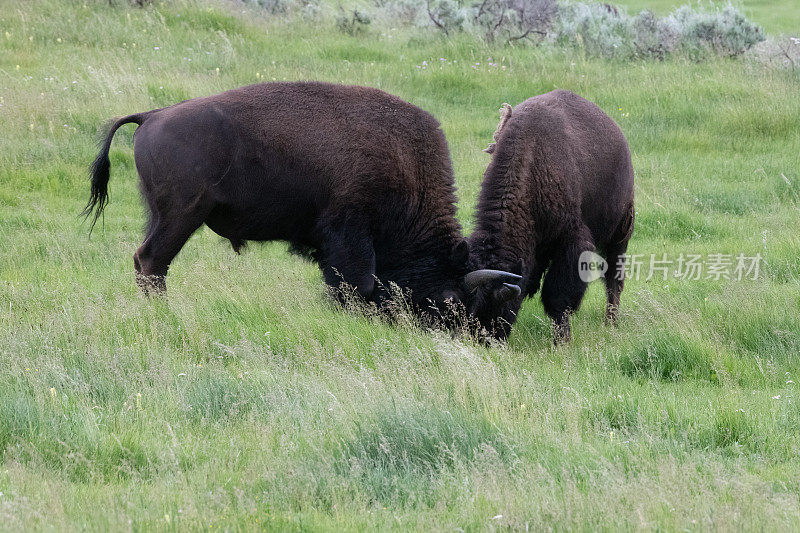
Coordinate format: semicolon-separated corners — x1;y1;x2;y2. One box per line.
1;0;799;530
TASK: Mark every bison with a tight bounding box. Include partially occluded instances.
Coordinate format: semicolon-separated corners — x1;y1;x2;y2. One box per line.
466;90;635;343
83;81;520;320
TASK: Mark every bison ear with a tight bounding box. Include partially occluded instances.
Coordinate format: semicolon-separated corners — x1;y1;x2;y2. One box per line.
451;240;469;269
495;282;522;303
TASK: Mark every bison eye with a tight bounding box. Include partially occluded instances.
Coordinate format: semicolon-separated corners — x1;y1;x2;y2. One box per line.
442;290;460;304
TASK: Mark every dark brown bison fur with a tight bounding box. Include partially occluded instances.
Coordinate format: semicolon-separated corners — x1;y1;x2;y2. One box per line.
84;82;473;316
467;90;635;343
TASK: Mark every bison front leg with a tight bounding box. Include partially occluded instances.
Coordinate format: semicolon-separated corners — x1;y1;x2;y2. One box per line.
540;230;594;345
320;220;376;302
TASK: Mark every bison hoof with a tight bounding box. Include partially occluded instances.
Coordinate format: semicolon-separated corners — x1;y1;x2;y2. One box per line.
605;306;619;326
552;321;572;345
136;273;166;296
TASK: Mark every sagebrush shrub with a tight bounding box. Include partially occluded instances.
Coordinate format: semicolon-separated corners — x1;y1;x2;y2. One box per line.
245;0;767;61
243;0;321;17
633;10;680;59
556;2;634;58
473;0;558;43
372;0;426;26
747;36;800;71
555;2;764;60
426;0;469;36
668;5;764;57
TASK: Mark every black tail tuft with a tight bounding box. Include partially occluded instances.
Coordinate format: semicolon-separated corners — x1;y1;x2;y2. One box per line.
82;143;112;232
82;114;145;234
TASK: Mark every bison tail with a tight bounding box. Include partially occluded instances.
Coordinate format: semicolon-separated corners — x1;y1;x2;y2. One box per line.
82;113;147;233
611;202;635;246
483;103;513;154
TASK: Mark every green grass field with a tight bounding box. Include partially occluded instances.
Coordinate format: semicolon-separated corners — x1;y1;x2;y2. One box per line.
1;0;799;530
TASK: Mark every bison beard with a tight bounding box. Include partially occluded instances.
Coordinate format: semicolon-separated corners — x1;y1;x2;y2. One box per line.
468;90;635;344
83;81;520;324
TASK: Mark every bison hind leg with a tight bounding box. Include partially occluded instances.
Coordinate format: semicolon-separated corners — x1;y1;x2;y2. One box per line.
134;207;209;295
603;204;634;324
134;250;166;295
603;242;629;325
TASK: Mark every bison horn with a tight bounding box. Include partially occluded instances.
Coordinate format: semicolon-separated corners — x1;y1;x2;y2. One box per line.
464;269;523;291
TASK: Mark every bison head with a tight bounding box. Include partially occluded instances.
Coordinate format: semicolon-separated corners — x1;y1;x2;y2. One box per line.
416;240;524;339
462;265;524;340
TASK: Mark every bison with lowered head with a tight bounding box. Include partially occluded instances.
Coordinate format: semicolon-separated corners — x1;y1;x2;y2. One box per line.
466;90;635;343
84;81;519;320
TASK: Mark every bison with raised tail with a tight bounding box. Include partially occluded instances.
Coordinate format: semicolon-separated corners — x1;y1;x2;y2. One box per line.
84;82;520;319
467;90;635;343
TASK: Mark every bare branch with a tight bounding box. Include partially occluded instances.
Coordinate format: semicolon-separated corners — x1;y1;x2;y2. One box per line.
777;41;797;69
426;0;449;36
507;28;546;44
476;0;490;20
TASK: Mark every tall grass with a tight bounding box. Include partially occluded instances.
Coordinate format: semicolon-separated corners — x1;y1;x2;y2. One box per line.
1;0;799;529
